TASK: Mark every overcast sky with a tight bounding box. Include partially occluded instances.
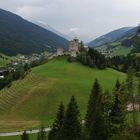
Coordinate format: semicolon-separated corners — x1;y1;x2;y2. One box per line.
0;0;140;41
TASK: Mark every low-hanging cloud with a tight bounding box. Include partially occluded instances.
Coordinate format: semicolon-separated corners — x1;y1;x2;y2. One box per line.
0;0;140;41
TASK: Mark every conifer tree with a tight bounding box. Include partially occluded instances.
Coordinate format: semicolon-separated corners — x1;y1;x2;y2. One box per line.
62;96;82;140
126;68;135;100
85;79;101;129
126;68;136;125
85;79;107;140
137;79;140;96
138;80;140;110
115;79;121;91
48;102;65;140
109;93;125;135
21;130;29;140
37;126;47;140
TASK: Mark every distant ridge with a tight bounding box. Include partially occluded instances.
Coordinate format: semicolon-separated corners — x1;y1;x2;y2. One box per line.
88;27;135;48
0;9;69;56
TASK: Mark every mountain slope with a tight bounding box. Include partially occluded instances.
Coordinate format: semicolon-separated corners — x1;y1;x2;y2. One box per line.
95;26;139;57
88;27;134;48
0;9;69;56
36;22;71;40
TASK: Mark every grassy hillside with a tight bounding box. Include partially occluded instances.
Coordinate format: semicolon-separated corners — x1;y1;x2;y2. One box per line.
110;42;133;56
0;57;126;132
0;53;12;67
0;58;8;67
97;41;133;57
0;133;38;140
112;45;133;56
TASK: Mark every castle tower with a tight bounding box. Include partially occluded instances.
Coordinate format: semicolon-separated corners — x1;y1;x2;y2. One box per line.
69;38;81;57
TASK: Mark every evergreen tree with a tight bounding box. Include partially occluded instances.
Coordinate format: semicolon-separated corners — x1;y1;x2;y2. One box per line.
137;79;140;96
85;79;101;129
48;102;65;140
109;93;125;135
85;79;107;140
21;130;29;140
62;96;82;140
77;48;107;69
37;126;47;140
115;79;121;91
126;68;135;96
126;68;136;125
138;80;140;111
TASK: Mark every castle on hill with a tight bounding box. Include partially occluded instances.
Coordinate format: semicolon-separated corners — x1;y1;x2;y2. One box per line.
69;38;81;57
56;38;81;57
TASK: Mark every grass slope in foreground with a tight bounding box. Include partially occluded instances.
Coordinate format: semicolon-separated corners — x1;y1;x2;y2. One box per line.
0;57;126;132
0;133;38;140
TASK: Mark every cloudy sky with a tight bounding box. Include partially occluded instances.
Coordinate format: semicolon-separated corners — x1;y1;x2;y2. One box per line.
0;0;140;42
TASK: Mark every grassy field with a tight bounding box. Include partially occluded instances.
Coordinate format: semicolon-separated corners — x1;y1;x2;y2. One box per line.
0;56;126;133
0;53;14;67
0;136;20;140
97;42;133;56
112;45;133;56
0;133;39;140
0;58;9;67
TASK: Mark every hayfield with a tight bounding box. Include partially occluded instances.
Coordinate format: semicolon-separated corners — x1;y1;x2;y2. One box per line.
0;57;126;132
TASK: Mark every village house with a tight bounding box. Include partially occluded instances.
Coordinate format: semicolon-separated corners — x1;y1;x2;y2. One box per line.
0;75;4;79
126;96;140;112
0;68;10;78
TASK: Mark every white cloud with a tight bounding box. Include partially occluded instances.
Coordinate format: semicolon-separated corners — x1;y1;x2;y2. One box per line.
69;28;79;33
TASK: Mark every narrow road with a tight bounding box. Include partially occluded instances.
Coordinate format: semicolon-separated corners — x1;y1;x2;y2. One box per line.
0;128;51;137
0;120;85;137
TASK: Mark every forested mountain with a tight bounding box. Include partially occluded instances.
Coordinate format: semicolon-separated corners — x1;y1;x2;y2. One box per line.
88;27;135;48
0;9;69;56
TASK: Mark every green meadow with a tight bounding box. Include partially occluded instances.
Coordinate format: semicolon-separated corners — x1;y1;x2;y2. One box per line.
0;133;39;140
0;56;126;132
0;53;15;67
112;45;133;56
0;58;9;67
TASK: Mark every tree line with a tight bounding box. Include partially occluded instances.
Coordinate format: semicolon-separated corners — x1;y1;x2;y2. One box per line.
75;46;140;75
68;46;107;69
108;54;140;74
